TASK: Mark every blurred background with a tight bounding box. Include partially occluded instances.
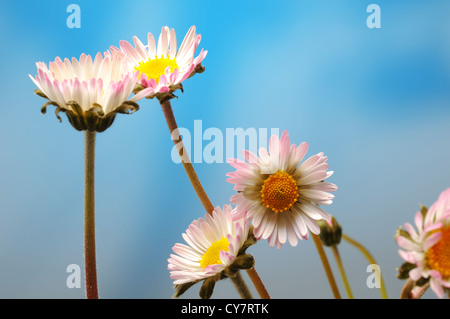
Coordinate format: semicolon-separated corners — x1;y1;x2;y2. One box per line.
0;0;449;299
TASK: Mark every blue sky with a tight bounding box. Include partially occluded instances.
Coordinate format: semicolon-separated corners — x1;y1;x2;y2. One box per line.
0;0;450;299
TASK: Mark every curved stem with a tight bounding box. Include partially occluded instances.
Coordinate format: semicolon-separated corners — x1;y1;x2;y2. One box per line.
84;130;98;299
160;100;215;213
160;100;270;299
400;278;414;299
331;245;353;299
312;234;341;299
231;272;254;299
342;233;388;299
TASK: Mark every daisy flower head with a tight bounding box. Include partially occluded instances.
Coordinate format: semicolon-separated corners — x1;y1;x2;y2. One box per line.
29;52;153;132
112;26;207;103
226;130;337;249
168;205;255;298
396;188;450;298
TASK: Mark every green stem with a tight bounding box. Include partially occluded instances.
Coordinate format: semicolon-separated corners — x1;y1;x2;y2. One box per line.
312;234;341;299
84;130;98;299
331;245;353;299
342;233;388;299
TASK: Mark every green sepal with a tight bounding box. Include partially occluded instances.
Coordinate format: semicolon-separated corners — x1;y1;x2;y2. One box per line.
34;89;48;99
237;226;257;256
395;226;412;242
37;97;141;132
225;254;255;278
199;276;218;299
419;204;428;220
40;101;59;115
318;216;342;247
115;101;140;115
132;83;146;94
415;276;430;287
396;262;416;280
173;280;201;299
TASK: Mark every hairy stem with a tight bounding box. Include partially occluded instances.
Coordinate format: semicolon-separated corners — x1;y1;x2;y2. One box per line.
411;282;430;299
160;100;215;213
230;272;254;299
400;278;415;299
84;130;98;299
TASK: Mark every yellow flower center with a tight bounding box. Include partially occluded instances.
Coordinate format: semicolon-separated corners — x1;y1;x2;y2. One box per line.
199;236;230;269
260;171;299;213
426;227;450;278
134;55;178;84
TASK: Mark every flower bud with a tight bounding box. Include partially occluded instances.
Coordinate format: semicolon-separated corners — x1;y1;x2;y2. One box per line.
317;216;342;247
199;276;217;299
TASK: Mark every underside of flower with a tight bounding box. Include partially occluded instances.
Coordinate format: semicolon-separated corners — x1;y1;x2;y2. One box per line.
132;62;205;104
30;52;153;132
37;89;140;132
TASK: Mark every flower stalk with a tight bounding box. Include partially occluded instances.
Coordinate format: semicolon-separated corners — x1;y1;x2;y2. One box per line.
246;267;271;299
331;245;353;299
84;130;98;299
230;271;254;299
411;281;430;299
160;99;270;299
312;234;341;299
159;100;215;214
400;278;415;299
342;233;388;299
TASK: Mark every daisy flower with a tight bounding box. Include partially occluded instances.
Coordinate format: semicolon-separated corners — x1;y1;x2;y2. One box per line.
112;25;207;101
396;188;450;298
168;205;254;297
29;52;153;132
226;130;337;249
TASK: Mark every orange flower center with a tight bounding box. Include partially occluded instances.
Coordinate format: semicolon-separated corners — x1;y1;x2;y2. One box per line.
426;226;450;278
260;171;299;213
